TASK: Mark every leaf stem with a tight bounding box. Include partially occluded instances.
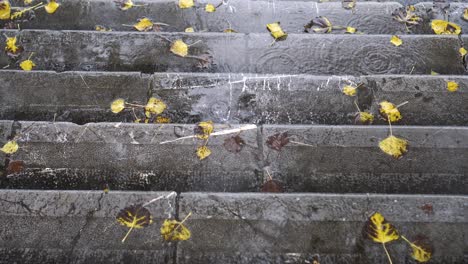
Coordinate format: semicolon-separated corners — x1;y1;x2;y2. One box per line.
388;118;393;136
396;101;409;108
353;100;361;112
125;102;145;108
382;243;393;264
121;225;135;243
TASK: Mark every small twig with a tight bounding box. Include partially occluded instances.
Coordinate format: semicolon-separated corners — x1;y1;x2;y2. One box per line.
159;124;257;144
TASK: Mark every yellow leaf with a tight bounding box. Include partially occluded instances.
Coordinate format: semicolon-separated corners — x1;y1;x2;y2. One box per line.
266;22;287;40
20;59;35;71
342;85;357;96
170;39;189;57
379;135;408;158
117;204;153;243
430;70;439;75
459;47;467;57
156;116;171;123
44;0;60;14
95;25;112;31
160;219;191;241
390;35;402;46
346;26;356;34
24;0;33;4
205;4;215;12
463;8;468;21
379;101;402;122
402;236;432;263
145;97;166;115
223;28;237;33
185;27;194;32
134;118;141;123
195;121;214;139
111;99;126;113
178;0;194;9
446;81;458;92
120;0;134;10
1;140;19;154
431;19;461;35
5;37;20;54
134;17;153;31
359;111;374;124
365;212;399;243
0;0;11;20
196;146;211;160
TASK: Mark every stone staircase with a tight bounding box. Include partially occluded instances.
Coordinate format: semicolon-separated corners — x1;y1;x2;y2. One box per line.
0;0;467;263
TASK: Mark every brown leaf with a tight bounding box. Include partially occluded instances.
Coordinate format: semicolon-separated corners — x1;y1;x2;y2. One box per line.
266;132;289;151
260;180;283;193
420;204;433;215
223;135;245;153
6;160;24;174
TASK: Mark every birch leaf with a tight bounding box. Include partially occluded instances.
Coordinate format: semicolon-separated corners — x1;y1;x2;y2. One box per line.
346;26;356;34
304;16;333;33
178;0;194;9
431;20;461;35
134;17;153;31
5;36;23;58
156;116;171;123
342;85;357;96
365;212;399;243
0;0;11;20
379;135;408;158
223;135;245;153
160;219;191;241
224;28;237;33
145;97;166;115
111;99;125;113
95;25;112;31
44;0;60;14
261;180;283;193
196;146;211;160
20;59;35;71
446;81;458;92
117;204;153;243
460;47;467;57
342;0;356;9
403;236;433;263
390;35;402;46
205;4;215;12
6;160;24;174
463;8;468;21
194;121;214;139
116;0;137;10
266;132;289;151
185;27;194;32
1;140;19;154
170;39;188;57
266;22;287;40
379;101;402;122
356;111;374;125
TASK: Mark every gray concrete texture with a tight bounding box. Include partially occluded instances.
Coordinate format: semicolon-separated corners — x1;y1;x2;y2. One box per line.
1;121;467;194
177;192;468;264
9;0;468;34
0;30;465;74
0;190;176;263
1;71;467;126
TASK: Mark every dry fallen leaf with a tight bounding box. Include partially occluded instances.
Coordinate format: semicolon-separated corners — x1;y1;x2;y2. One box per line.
5;36;23;58
20;59;35;71
342;85;357;96
156;116;171;123
178;0;194;9
266;22;287;41
117;204;153;243
304;16;333;33
145;97;166;115
196;145;211;160
223;28;237;33
342;0;356;10
111;99;126;113
392;5;423;29
134;17;154;31
356;111;374;125
185;27;194;32
194;121;214;139
223;135;245;153
260;179;283;193
431;20;461;35
160;219;191;241
390;35;402;46
44;0;60;14
401;236;433;263
95;25;112;31
170;39;189;57
460;47;467;57
0;0;11;20
430;70;439;75
379;135;408;158
365;212;399;264
266;132;289;151
115;0;143;10
205;3;215;12
1;140;19;154
346;26;356;34
6;160;24;174
446;80;458;92
463;8;468;21
379;101;402;122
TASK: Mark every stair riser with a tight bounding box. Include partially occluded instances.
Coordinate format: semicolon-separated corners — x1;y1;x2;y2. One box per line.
1;121;466;194
1;31;465;74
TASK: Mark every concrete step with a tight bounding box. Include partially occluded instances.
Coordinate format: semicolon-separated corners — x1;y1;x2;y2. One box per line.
1;30;465;74
1;71;467;126
0;190;465;263
1;121;466;194
9;0;468;34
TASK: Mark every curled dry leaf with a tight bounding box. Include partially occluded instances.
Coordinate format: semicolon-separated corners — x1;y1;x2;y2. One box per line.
178;0;194;9
342;85;357;96
117;204;153;242
145;97;167;115
342;0;355;10
160;219;191;241
44;0;60;14
266;22;287;41
6;160;24;174
345;26;356;34
134;17;154;31
223;28;237;33
1;140;19;154
390;35;402;46
355;111;374;125
185;27;194;32
304;16;333;33
260;180;283;193
20;59;35;71
170;39;189;57
196;145;211;160
402;236;433;263
266;132;289;151
111;99;125;113
463;8;468;21
5;37;24;58
194;121;214;139
431;20;461;35
379;101;402;122
446;81;458;92
223;135;245;153
0;0;11;20
156;116;171;123
95;25;112;31
205;4;215;12
460;47;467;57
379;135;408;159
392;5;422;28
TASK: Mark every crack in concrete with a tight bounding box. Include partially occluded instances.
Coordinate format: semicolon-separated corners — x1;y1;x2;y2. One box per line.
0;197;45;216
